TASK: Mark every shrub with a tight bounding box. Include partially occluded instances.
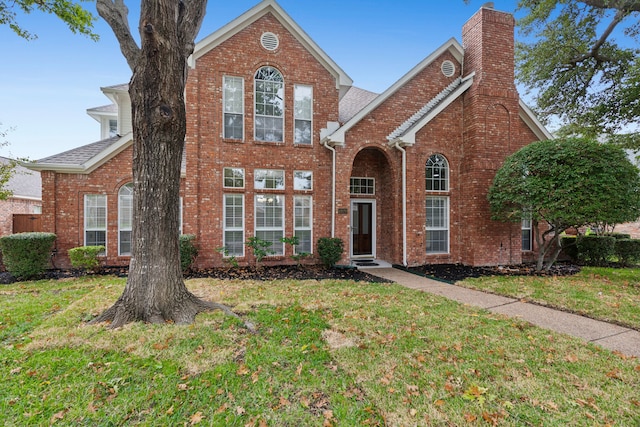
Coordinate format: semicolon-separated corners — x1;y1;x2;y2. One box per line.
576;235;616;266
179;234;198;272
245;236;274;267
0;232;56;280
317;237;343;268
216;246;239;268
614;239;640;266
605;233;631;240
560;236;578;261
68;246;105;272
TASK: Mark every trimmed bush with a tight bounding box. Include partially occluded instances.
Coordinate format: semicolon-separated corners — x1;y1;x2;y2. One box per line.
317;237;344;268
68;246;105;272
614;239;640;266
560;236;578;261
0;232;56;280
576;235;616;266
605;233;631;240
179;234;198;272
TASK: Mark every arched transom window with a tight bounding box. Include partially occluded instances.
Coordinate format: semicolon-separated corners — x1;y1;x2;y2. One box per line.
425;154;449;192
254;66;284;142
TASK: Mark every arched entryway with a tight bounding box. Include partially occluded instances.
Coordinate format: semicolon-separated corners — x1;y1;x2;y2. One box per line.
349;147;397;262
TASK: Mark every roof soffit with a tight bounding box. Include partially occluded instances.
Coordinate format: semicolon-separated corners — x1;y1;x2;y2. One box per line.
190;0;352;90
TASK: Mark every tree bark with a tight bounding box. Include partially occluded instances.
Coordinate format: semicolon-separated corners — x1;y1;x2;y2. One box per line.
91;0;255;332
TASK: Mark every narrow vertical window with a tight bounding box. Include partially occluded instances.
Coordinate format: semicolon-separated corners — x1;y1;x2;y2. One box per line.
294;85;312;144
118;183;133;255
426;154;449;191
294;196;312;254
426;196;449;254
254;66;284;142
85;194;107;248
255;194;284;255
108;119;118;138
223;76;244;140
224;194;244;257
522;210;532;251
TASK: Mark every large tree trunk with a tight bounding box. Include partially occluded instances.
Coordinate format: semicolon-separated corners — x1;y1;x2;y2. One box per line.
91;0;254;331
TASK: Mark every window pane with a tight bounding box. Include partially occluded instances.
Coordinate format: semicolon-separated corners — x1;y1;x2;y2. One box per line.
295;119;312;144
294;196;312;254
295;230;312;254
350;177;375;195
426;196;449;254
224;194;244;257
255;67;284;142
254;169;284;190
294;171;312;190
255;194;284;256
426;154;449;192
224;167;244;188
119;231;132;255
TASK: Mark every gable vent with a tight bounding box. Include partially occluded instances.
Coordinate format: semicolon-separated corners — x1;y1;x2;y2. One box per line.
441;60;455;77
260;32;279;51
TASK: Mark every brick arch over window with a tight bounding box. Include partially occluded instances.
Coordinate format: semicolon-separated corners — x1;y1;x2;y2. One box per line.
254;66;284;142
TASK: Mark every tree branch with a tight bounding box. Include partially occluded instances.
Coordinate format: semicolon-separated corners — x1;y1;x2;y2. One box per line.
177;0;207;59
580;0;640;12
568;9;627;65
96;0;140;71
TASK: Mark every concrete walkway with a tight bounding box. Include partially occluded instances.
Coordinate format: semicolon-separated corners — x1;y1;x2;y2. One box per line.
364;267;640;358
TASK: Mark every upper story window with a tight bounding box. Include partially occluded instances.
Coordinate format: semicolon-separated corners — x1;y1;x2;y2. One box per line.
294;170;313;190
254;169;285;190
426;154;449;192
108;119;118;138
254;66;284;142
223;167;245;188
294;85;312;145
223;76;244;140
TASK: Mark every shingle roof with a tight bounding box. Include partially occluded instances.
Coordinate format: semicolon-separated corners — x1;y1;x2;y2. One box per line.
339;86;378;123
36;136;121;166
87;104;118;114
0;157;41;199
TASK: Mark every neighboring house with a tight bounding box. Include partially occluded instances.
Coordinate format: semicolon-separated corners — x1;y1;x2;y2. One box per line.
0;157;42;235
26;1;551;269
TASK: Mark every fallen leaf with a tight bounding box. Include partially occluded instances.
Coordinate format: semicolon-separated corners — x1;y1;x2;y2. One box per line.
189;411;204;425
237;364;250;376
464;413;477;422
166;406;174;415
215;403;228;414
564;354;578;363
10;367;21;375
236;406;246;415
177;383;188;391
434;399;445;407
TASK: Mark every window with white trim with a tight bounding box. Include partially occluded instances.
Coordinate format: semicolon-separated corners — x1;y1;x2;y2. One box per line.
118;183;133;255
426;196;449;254
522;211;533;251
254;66;284;142
426;154;449;191
254;169;284;190
84;194;107;248
294;170;312;190
350;177;375;195
294;196;312;254
255;194;284;255
223;167;245;188
294;85;312;144
223;76;244;140
224;194;244;257
108;119;118;138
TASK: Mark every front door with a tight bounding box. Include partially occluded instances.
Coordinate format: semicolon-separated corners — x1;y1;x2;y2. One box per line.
351;201;375;257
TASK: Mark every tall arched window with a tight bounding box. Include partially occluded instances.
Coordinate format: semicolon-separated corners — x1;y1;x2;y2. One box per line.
254;66;284;142
118;183;133;256
425;154;448;191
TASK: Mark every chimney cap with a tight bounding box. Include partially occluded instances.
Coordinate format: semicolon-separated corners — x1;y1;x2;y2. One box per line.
481;2;495;8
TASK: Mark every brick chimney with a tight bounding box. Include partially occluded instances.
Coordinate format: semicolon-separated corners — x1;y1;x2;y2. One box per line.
459;5;523;266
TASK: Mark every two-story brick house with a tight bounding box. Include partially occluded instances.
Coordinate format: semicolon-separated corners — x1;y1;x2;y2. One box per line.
27;0;551;269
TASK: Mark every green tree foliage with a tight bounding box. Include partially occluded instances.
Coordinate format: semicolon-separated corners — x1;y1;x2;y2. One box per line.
488;137;640;271
515;0;640;148
0;0;97;40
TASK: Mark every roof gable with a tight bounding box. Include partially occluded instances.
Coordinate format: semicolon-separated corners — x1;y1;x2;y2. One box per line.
190;0;352;94
322;38;464;146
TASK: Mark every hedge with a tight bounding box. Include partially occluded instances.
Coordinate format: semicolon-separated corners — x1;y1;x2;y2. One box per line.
614;239;640;266
576;235;616;266
180;234;198;272
0;232;56;280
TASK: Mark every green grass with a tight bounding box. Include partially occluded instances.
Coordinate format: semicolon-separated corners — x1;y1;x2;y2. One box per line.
1;274;639;426
458;266;640;330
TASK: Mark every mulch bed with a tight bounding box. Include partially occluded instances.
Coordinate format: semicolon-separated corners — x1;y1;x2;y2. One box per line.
0;262;582;285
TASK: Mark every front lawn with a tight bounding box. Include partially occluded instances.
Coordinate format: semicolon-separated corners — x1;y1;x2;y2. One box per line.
1;275;639;425
458;267;640;330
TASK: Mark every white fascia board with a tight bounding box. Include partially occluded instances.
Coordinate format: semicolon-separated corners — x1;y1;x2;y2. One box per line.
519;100;553;140
325;38;464;146
100;84;129;105
389;74;474;147
190;0;352;91
24;134;133;174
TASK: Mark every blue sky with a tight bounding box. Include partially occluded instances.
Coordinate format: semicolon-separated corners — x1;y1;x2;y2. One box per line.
0;0;521;160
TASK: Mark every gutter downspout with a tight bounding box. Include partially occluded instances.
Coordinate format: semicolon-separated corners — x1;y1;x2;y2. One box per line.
323;140;336;237
393;141;408;267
